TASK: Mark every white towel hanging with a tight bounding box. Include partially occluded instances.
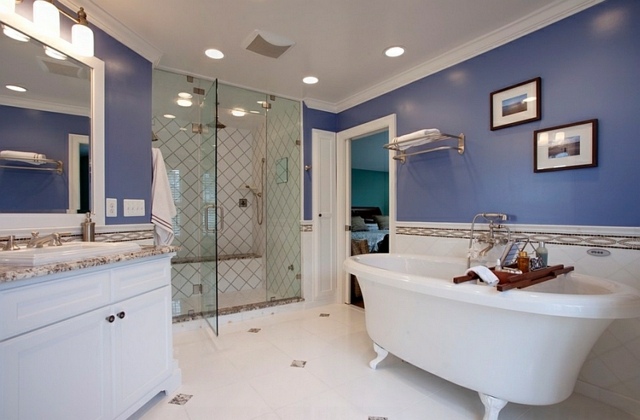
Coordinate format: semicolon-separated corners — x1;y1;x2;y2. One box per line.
151;148;177;246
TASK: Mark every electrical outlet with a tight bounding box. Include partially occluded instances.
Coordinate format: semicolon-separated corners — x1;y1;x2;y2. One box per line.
123;199;145;217
106;198;117;217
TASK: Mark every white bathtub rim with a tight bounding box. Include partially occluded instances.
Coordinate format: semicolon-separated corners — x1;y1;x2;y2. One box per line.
344;253;640;319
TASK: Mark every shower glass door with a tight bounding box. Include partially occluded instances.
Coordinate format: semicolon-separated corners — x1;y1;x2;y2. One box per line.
151;70;219;335
200;79;219;334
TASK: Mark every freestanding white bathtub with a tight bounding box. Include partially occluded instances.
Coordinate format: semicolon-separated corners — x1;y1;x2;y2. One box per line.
344;254;640;420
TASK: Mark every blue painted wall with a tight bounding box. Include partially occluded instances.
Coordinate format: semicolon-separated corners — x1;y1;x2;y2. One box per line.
0;106;89;212
351;169;389;215
95;27;152;225
306;0;638;227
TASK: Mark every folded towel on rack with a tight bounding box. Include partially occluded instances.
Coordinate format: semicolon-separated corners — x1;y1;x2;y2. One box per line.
0;150;47;164
393;129;441;150
151;148;177;246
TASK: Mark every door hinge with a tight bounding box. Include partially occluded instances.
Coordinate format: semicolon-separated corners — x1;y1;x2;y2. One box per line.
345;225;352;231
296;274;301;280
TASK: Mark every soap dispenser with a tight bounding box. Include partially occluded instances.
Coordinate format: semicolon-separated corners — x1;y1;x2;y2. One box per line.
82;213;95;242
535;242;548;267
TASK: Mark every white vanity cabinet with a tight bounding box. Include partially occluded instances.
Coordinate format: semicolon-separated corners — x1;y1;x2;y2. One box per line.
0;254;180;420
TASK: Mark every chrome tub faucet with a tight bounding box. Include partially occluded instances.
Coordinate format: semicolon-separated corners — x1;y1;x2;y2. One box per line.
467;213;511;268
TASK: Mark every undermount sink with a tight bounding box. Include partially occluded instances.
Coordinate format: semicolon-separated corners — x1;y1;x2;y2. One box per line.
0;242;141;267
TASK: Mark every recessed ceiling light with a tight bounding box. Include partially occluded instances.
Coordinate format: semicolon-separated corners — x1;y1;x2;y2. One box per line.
44;46;67;60
205;48;224;59
177;99;192;107
231;108;247;117
6;84;27;92
2;25;29;42
178;92;193;99
384;46;405;58
163;114;176;119
302;76;318;85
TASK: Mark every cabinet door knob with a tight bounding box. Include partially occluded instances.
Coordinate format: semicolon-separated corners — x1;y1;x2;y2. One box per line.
117;311;126;319
106;315;115;323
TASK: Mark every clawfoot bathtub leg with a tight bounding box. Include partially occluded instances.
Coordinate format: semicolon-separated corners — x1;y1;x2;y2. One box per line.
479;393;508;420
369;342;389;369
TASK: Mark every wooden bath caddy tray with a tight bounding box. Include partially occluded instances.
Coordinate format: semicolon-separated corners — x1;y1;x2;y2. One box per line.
453;264;575;291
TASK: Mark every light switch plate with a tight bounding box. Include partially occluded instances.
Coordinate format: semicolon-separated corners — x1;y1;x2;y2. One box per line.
123;199;145;217
106;198;117;217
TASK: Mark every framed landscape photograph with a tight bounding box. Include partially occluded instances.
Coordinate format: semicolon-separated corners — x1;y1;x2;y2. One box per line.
534;119;598;173
490;77;541;130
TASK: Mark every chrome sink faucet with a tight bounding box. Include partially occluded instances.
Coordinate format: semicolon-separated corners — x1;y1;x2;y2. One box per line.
467;213;511;268
27;231;63;248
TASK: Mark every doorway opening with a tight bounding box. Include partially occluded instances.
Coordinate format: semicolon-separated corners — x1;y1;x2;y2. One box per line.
336;114;396;308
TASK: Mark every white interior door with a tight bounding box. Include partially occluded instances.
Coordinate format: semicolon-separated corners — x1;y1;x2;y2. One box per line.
336;114;396;303
311;129;337;303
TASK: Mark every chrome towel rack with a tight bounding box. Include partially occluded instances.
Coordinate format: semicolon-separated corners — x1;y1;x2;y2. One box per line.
0;157;64;174
384;131;465;163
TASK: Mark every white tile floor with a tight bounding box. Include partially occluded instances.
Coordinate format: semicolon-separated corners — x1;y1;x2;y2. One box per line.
134;304;634;420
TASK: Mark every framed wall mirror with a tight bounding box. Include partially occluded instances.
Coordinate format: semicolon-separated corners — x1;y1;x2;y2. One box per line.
0;9;104;232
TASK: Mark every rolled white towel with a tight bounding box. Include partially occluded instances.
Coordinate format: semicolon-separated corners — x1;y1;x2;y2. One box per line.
393;129;441;151
466;265;499;286
0;150;47;164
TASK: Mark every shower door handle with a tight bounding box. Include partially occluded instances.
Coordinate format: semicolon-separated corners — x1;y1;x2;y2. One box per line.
204;204;224;233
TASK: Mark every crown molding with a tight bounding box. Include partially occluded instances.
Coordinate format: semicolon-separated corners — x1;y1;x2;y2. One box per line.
302;98;338;113
60;0;602;114
0;95;90;116
59;0;164;65
331;0;603;113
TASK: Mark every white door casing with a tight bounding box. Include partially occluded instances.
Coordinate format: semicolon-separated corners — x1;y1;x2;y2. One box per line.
311;129;337;303
336;114;396;303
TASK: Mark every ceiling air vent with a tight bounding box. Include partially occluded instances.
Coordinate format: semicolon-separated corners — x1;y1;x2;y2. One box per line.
242;30;295;59
37;56;88;79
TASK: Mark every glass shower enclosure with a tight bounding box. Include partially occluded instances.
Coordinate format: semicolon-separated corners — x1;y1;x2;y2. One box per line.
152;69;301;336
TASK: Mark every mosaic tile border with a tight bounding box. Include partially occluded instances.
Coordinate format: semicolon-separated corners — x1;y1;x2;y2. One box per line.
9;229;154;246
171;296;304;323
396;226;640;250
171;253;260;265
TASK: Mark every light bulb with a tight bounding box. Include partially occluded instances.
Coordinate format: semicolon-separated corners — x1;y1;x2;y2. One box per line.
72;23;94;57
0;0;15;14
33;0;60;38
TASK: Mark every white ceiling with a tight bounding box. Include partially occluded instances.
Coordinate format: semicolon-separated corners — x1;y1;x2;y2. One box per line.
68;0;599;111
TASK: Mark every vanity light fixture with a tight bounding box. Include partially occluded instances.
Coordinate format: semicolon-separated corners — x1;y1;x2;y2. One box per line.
384;46;405;58
302;76;318;85
6;84;27;92
2;24;29;42
178;92;192;99
231;108;247;117
4;0;95;56
176;99;192;107
0;0;15;13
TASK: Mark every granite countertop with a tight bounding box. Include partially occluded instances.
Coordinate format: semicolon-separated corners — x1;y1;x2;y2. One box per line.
0;245;178;285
